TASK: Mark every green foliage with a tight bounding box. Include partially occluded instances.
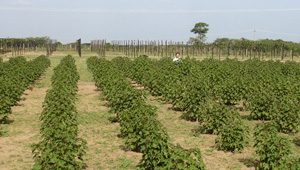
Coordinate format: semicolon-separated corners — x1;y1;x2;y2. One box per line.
140;144;205;170
254;123;292;170
0;126;7;136
191;22;209;35
169;145;206;170
88;57;206;170
32;56;86;170
214;77;246;105
125;57;300;128
100;55;300;169
179;77;210;121
210;38;300;57
247;89;275;120
190;22;209;45
112;55;300;157
215;119;248;152
120;104;160;152
271;96;300;133
0;37;54;48
0;56;50;121
284;156;300;169
197;102;241;135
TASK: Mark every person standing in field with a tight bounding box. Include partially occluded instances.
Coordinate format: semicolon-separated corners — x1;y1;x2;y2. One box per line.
173;52;181;63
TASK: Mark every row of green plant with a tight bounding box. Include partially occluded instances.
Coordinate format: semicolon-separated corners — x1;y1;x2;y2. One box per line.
32;56;86;170
0;56;50;122
254;123;299;169
111;56;300;168
112;56;249;152
117;56;300;134
87;56;206;169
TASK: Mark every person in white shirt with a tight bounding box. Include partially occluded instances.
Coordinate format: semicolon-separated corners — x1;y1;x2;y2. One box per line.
173;52;181;63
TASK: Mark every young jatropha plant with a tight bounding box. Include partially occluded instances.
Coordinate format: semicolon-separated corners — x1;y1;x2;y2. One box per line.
191;100;249;152
88;57;206;170
215;118;249;152
254;123;292;170
197;101;241;135
32;56;86;170
0;56;50;122
180;77;210;121
271;95;300;133
246;88;275;121
119;104;158;151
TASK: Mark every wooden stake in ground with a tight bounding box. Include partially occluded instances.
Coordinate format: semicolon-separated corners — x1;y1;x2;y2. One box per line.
77;39;82;57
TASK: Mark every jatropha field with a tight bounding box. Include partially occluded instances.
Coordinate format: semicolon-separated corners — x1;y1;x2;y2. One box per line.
0;51;299;170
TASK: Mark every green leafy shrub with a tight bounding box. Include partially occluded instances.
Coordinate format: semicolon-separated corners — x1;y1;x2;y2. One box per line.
32;56;86;169
215;119;248;152
254;123;292;170
140;144;206;170
214;75;246;106
197;101;241;135
88;57;206;170
283;156;300;169
271;96;300;133
180;78;210;121
168;145;206;170
247;89;275;120
120;104;160;151
0;56;50;121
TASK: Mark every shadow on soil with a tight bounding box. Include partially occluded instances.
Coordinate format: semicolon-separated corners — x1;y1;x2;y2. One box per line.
239;158;257;168
293;137;300;147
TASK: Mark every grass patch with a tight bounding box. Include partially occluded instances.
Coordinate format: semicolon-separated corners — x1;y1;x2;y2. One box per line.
115;156;135;170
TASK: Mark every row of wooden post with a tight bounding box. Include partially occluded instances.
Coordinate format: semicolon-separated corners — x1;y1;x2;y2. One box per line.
0;42;55;56
90;40;298;61
91;40;106;57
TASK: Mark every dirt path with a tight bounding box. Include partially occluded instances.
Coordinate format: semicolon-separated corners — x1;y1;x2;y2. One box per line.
76;58;141;170
0;64;55;170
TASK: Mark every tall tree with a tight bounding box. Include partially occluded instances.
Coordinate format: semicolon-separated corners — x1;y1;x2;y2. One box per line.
189;22;209;45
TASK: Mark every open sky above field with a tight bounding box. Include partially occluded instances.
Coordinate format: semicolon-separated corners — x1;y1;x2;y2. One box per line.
0;0;300;43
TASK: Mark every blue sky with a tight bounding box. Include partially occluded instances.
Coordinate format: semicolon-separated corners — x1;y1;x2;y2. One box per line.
0;0;299;43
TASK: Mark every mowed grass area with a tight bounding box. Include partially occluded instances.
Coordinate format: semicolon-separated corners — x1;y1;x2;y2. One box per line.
0;51;299;170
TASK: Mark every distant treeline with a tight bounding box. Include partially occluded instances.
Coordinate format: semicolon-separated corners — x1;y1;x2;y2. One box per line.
2;36;299;60
211;38;300;58
0;37;59;56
